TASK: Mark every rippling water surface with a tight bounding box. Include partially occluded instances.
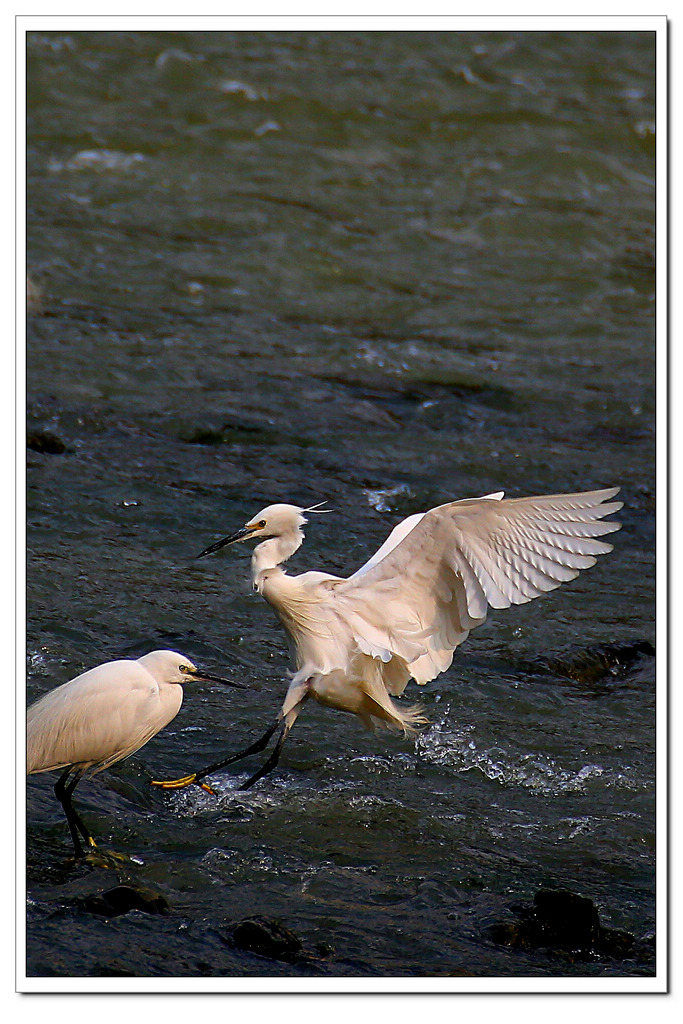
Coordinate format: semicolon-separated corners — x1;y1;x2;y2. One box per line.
26;30;656;980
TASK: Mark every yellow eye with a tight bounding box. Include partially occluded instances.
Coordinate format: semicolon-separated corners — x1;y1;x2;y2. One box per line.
258;520;267;528
179;664;190;673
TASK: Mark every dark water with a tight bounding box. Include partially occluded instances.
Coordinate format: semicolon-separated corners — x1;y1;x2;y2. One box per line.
25;30;656;980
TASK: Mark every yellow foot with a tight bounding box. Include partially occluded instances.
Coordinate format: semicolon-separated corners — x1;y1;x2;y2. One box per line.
84;847;133;869
150;773;197;790
150;774;215;795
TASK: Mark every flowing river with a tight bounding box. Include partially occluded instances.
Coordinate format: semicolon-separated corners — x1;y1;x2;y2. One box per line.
26;29;656;979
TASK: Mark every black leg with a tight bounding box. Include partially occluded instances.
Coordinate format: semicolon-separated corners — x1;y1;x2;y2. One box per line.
238;698;308;789
151;684;311;792
65;773;97;846
194;718;282;783
238;721;291;790
54;769;95;857
150;718;282;790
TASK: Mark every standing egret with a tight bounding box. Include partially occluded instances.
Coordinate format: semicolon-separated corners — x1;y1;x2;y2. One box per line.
27;650;242;856
152;488;621;792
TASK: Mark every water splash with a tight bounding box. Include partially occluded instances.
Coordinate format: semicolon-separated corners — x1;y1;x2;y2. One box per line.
416;719;638;796
363;483;413;512
48;150;146;173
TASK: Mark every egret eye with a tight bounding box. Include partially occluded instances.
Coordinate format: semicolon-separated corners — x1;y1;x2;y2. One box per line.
179;664;190;674
258;520;267;528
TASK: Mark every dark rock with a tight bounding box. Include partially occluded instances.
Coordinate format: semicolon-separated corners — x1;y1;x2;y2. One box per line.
532;889;602;949
488;888;635;960
194;960;214;976
27;431;67;455
231;915;304;960
77;884;170;918
184;427;225;445
181;419;277;446
530;640;655;686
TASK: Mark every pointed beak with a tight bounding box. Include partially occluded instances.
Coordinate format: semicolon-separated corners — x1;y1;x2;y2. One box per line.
185;668;246;689
196;526;254;559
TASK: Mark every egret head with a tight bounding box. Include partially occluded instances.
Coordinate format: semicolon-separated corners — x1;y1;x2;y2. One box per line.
137;650;244;688
197;501;330;559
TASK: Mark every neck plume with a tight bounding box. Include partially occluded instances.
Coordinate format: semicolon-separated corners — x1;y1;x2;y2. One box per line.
251;528;304;579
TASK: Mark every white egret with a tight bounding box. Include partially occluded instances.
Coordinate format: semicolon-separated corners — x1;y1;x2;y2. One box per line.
152;488;621;792
27;650;242;856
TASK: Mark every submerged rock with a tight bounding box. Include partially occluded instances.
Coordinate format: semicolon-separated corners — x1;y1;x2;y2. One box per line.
77;884;170;918
488;888;635;960
530;640;655;686
230;915;304;960
181;418;279;447
27;431;67;455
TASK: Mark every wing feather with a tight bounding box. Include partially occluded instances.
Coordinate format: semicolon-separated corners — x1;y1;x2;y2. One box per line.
331;487;621;686
27;662;166;774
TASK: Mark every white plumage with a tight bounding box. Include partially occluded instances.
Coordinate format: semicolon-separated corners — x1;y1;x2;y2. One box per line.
28;650;238;855
154;487;621;792
28;652;185;777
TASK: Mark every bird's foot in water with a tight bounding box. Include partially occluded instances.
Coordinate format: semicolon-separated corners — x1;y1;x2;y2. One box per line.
83;846;139;870
150;773;215;795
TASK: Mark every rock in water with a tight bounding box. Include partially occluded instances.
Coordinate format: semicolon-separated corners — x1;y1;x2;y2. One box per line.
531;640;655;685
231;916;304;960
78;884;170;918
488;888;634;959
27;431;67;455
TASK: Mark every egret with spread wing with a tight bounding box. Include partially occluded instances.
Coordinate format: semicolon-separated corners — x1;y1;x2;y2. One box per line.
152;488;621;792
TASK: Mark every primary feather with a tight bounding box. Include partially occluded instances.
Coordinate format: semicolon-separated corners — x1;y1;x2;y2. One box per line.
331;488;621;691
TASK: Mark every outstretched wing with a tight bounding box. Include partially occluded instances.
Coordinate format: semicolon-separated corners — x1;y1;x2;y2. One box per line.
331;488;622;689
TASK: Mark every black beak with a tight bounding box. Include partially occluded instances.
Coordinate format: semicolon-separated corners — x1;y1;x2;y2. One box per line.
186;668;247;690
197;526;253;559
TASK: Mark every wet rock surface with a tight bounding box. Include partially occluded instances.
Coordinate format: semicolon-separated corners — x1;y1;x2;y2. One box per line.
229;915;306;961
77;884;170;918
528;640;655;688
488;889;638;961
181;418;281;447
27;430;67;455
